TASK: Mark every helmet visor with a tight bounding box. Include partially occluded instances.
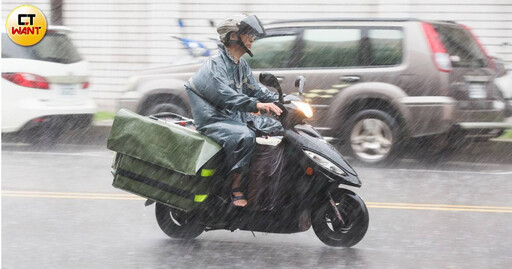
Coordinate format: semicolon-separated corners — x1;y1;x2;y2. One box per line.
239;15;266;37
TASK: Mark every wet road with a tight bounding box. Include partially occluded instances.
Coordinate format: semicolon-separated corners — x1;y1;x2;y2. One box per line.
2;143;512;268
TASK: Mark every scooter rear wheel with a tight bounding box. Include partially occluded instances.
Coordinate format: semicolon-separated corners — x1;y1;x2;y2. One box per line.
155;203;205;239
312;189;369;247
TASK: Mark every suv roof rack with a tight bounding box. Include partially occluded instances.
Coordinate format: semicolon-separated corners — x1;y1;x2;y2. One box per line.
268;18;421;25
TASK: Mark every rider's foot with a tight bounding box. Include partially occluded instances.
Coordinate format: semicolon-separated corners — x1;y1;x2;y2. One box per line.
231;189;248;207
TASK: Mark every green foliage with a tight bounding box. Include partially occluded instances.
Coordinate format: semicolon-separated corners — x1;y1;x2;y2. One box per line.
500;129;512;139
94;111;116;121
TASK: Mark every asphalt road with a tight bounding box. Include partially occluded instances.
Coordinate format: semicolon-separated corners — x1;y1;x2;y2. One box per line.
2;143;512;268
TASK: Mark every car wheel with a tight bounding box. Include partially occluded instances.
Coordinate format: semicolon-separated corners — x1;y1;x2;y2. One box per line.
143;103;188;117
344;109;402;165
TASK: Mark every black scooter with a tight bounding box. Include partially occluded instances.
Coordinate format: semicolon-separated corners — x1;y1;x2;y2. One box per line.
151;73;369;247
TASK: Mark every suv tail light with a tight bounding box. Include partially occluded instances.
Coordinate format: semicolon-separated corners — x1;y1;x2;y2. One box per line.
421;22;452;73
461;25;495;70
1;73;50;89
82;81;90;89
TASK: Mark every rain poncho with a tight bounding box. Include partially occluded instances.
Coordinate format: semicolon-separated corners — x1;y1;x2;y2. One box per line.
185;43;283;173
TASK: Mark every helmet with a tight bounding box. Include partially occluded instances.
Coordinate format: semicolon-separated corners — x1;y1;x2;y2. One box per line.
216;13;265;57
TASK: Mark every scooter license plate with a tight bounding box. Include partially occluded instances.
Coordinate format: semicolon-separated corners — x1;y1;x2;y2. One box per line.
468;83;486;99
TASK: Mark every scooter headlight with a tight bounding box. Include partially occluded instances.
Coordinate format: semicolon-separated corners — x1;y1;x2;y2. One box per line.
303;150;346;176
291;101;313;118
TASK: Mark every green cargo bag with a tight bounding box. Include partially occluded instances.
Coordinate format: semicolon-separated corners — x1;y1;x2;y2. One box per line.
107;109;222;211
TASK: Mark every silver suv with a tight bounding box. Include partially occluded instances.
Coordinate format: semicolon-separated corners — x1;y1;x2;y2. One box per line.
120;18;510;164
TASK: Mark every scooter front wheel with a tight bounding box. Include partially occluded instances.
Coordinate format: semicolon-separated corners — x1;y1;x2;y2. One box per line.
155;203;205;239
312;189;369;247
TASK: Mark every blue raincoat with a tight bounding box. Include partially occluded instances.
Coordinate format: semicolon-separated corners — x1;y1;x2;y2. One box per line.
185;44;283;174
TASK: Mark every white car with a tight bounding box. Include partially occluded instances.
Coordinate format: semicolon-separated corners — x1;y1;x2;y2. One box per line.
2;26;96;144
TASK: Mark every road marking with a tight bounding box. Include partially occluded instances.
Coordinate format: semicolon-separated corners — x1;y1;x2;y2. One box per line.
3;190;512;213
2;150;112;157
3;149;511;174
2;190;144;201
361;167;512;175
366;202;512;213
366;202;512;210
367;205;512;213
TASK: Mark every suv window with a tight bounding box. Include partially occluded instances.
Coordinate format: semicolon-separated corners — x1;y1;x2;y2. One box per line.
368;29;403;66
244;35;297;69
434;25;487;68
298;28;361;68
2;32;82;64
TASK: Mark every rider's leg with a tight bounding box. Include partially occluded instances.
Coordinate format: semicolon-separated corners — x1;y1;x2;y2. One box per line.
198;121;256;207
231;173;247;207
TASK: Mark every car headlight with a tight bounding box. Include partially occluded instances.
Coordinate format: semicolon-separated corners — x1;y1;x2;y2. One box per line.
291;101;313;118
303;150;346;176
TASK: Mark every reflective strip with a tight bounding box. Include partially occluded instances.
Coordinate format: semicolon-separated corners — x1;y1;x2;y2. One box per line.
201;169;215;177
194;194;208;202
116;169;194;200
401;96;455;105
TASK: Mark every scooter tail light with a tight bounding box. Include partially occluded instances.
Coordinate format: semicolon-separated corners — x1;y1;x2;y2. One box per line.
2;72;50;89
421;22;452;73
306;167;314;176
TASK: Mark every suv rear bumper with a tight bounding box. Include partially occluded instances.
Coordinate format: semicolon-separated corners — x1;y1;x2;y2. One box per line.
401;96;509;137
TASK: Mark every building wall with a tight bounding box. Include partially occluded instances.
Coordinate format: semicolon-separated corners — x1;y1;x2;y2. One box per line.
3;0;511;111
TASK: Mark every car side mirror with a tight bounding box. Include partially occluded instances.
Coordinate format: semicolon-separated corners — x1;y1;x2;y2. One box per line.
259;72;284;103
295;75;305;96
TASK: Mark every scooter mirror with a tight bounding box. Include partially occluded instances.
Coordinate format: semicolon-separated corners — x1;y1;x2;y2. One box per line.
295;75;305;96
259;72;284;103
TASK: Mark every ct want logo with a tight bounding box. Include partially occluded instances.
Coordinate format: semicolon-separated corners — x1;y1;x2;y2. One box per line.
6;5;47;46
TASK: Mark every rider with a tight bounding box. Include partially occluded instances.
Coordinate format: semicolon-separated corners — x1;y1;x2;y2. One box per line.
185;14;283;207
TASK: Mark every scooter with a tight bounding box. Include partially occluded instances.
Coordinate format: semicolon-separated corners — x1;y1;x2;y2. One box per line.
149;73;369;247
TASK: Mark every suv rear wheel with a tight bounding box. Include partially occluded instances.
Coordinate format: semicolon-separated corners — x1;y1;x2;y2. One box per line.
344;109;402;165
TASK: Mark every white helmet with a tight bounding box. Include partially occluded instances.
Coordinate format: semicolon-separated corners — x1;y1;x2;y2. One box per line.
216;13;265;57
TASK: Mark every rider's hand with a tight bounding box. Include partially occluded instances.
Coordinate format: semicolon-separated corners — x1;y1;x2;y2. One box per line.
256;102;282;116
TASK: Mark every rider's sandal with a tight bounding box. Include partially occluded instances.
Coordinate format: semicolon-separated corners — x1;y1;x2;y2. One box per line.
231;187;247;207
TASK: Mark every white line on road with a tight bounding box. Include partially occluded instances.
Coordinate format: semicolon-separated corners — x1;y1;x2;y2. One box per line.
2;150;113;157
361;167;512;175
3;150;512;175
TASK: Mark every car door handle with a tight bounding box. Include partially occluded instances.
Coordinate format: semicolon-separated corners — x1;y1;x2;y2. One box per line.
277;77;285;82
340;76;360;83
